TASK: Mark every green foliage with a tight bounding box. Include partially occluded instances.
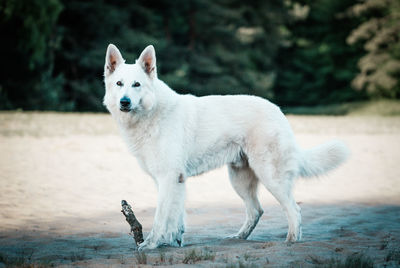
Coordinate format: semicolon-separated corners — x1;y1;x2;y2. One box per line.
273;0;367;106
53;0;285;111
1;0;62;69
346;0;400;98
0;0;68;110
283;99;400;116
2;0;399;111
1;0;285;111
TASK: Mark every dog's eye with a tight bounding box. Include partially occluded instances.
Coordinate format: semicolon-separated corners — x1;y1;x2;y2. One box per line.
133;82;141;87
116;81;123;86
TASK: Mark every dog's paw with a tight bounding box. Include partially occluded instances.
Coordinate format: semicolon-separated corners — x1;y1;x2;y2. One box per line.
138;230;184;250
165;230;184;247
225;233;243;240
285;227;302;244
176;227;185;247
138;240;159;251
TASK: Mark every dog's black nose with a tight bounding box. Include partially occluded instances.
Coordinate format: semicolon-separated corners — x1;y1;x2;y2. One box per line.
120;96;131;107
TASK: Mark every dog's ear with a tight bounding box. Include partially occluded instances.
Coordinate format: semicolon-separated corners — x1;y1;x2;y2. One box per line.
137;45;157;79
105;44;124;77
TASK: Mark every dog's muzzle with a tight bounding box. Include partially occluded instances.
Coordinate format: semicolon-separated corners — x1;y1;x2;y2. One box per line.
120;96;131;112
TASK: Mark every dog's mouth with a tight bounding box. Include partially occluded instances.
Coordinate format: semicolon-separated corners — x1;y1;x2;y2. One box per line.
119;107;132;112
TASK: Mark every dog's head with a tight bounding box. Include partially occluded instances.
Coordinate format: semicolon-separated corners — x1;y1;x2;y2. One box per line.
103;44;156;114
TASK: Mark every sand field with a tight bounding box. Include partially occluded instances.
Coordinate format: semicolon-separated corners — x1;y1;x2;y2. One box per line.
0;112;400;267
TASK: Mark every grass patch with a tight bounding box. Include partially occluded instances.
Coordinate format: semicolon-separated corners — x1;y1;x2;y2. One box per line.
307;255;326;265
243;252;258;262
385;248;400;264
308;253;374;268
65;251;86;262
168;255;174;264
119;255;126;265
182;249;215;264
225;261;258;268
243;253;251;261
134;251;147;264
0;252;26;266
155;251;174;265
282;100;400;116
0;250;54;267
159;251;166;263
84;243;109;252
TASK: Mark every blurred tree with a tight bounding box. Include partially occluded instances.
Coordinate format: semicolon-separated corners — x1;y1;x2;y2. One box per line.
273;0;366;106
3;0;374;111
346;0;400;98
53;0;163;111
163;0;286;99
0;0;67;110
53;0;286;111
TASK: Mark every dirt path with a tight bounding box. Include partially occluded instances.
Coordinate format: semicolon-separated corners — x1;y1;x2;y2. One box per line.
0;112;399;267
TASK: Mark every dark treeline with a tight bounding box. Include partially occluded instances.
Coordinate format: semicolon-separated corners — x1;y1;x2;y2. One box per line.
1;0;399;111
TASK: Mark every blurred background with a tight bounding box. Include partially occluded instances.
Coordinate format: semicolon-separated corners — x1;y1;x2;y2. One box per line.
1;1;400;266
1;0;399;113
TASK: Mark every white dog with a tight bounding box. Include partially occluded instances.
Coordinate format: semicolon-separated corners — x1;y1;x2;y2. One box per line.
103;44;349;250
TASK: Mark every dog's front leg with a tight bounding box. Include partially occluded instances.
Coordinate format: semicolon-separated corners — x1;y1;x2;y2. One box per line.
138;176;186;250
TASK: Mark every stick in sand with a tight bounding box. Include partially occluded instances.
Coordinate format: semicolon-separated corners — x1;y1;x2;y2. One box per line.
121;200;144;247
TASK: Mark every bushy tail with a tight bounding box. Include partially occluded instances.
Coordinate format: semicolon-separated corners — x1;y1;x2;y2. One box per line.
299;140;349;178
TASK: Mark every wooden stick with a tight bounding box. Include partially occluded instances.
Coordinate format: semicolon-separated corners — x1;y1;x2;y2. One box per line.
121;200;144;247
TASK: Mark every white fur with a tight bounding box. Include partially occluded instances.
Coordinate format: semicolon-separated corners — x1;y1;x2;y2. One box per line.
103;44;350;250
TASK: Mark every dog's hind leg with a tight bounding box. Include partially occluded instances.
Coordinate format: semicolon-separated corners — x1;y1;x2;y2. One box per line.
227;163;263;239
251;158;302;243
265;177;301;243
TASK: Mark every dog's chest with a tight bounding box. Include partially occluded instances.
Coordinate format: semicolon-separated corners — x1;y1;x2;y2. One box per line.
132;135;176;178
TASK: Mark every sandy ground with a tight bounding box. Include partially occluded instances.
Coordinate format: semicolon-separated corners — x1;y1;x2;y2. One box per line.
0;112;400;267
